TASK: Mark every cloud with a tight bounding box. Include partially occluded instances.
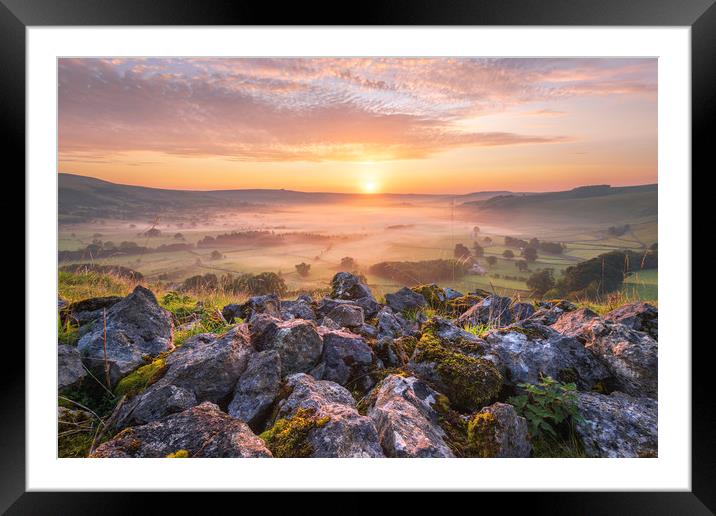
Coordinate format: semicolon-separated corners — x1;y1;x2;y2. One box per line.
58;57;654;162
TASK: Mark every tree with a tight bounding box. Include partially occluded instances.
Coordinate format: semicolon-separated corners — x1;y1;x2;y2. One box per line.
516;260;529;272
473;226;480;238
210;250;222;260
295;262;311;277
174;232;184;240
502;249;515;259
340;256;356;270
523;246;538;262
482;236;492;244
486;256;498;266
454;243;471;259
472;242;484;257
527;269;555;297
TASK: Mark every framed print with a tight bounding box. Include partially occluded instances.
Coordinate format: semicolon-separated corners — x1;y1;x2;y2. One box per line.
6;0;713;512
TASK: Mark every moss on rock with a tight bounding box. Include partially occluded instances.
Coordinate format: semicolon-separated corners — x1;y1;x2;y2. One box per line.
466;411;501;458
259;408;330;458
114;357;168;398
411;328;502;411
166;449;190;458
410;284;447;309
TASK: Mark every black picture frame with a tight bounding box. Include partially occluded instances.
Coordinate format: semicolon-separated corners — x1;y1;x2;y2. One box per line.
5;0;711;512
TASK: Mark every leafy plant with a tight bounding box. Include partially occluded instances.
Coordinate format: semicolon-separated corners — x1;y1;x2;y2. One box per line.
509;375;583;439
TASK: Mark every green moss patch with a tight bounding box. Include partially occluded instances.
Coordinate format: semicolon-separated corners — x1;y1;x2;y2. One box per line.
259;408;330;458
114;357;168;398
466;411;501;458
412;328;502;411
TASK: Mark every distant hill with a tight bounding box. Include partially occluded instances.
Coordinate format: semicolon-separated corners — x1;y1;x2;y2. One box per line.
58;173;514;221
459;184;657;225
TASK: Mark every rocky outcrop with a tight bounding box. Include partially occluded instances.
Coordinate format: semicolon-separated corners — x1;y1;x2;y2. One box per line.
482;322;611;390
384;287;427;313
77;286;174;388
366;375;453;457
314;328;376;392
58;344;88;393
92;402;272;458
280;296;316;321
228;350;282;429
251;318;323;376
328;272;380;317
408;326;502;411
575;391;657;458
457;295;514;327
62;296;124;326
605;302;658;340
467;403;531;458
323;303;365;329
264;373;384;457
558;315;658;398
110;326;253;429
223;294;281;323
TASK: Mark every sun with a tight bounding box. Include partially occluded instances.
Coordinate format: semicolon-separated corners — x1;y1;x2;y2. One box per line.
362;180;379;194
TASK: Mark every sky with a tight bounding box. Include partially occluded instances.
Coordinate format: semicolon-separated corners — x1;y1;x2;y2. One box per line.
58;57;657;194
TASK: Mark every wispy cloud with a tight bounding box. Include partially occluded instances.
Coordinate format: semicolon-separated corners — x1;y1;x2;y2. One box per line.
58;57;655;163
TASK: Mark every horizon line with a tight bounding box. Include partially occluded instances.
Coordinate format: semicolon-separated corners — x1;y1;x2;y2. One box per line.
57;171;658;197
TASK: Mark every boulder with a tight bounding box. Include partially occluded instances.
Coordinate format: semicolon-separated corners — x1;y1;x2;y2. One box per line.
457;295;513;328
467;402;531;457
92;402;272;458
425;317;483;348
317;296;381;320
58;344;88;393
228;349;282;429
605;302;658;340
77;286;174;388
551;307;599;336
223;294;281;323
575;391;657;458
376;307;420;341
280;298;316;321
511;302;536;322
62;295;124;326
330;272;373;301
560;317;658;398
252;318;323;376
482;322;611;390
110;327;253;429
316;328;376;392
410;284;448;308
366;375;453;457
384;287;427;313
531;299;579;326
371;337;414;368
263;373;384;457
408;327;502;411
324;303;364;329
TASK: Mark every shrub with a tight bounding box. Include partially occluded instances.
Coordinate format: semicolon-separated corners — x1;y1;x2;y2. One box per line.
508;375;583;440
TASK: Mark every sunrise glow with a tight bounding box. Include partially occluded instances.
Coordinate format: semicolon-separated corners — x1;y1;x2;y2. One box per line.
57;57;657;193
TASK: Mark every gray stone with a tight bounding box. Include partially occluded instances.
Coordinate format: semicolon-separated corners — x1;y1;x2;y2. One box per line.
575;391;657;458
384;287;427;313
280;298;316;321
269;373;384;457
457;295;514;328
468;402;531;458
58;344;88;393
228;350;282;429
110;327;254;429
324;303;364;329
252;318;323;376
367;375;453;457
605;302;658;340
223;294;281;323
317;328;376;391
77;286;174;388
482;322;611;390
92;402;272;458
